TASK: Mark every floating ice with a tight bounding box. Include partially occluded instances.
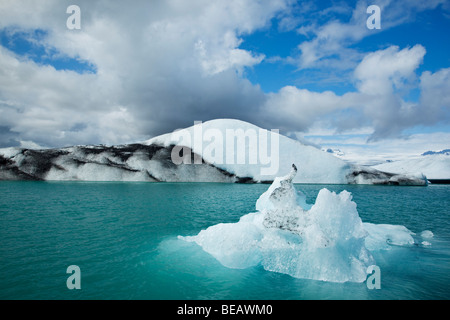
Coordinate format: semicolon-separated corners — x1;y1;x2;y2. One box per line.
419;230;434;247
363;223;415;251
180;164;424;283
420;230;434;239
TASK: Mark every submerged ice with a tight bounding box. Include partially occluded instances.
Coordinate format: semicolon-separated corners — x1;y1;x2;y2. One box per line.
180;165;431;283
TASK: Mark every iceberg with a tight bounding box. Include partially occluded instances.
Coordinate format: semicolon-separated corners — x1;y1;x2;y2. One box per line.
180;164;430;283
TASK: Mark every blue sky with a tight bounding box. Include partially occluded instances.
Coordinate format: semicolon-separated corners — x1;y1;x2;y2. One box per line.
0;28;96;74
0;0;449;163
240;2;450;95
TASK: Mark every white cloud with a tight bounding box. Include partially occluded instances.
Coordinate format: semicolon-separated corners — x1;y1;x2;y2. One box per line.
0;0;448;160
419;68;450;125
262;86;345;131
194;32;264;76
354;45;426;95
291;0;446;77
0;0;290;147
0;46;130;147
260;44;449;142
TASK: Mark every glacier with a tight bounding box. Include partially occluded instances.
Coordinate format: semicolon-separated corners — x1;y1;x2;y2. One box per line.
373;153;450;182
0;119;427;185
180;164;431;283
0;144;237;182
145;119;427;185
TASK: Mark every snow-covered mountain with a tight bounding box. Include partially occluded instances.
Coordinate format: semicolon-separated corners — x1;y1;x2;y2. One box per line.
0;119;427;185
373;152;450;182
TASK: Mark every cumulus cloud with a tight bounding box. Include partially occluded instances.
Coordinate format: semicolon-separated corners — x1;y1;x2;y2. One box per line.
419;68;450;125
354;45;427;140
356;47;450;141
0;0;288;147
0;0;448;152
291;0;446;78
261;86;345;132
194;32;265;76
354;45;426;95
260;44;449;141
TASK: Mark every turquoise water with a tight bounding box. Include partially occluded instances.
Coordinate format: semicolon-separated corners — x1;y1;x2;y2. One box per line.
0;181;449;300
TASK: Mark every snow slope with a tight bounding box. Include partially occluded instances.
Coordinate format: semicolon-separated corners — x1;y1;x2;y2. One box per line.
0;119;427;184
145;119;426;185
373;154;450;180
145;119;351;184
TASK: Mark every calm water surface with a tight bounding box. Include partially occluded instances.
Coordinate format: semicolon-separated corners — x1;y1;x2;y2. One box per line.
0;181;449;299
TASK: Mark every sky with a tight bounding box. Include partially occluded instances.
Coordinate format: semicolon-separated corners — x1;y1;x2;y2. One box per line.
0;0;449;164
